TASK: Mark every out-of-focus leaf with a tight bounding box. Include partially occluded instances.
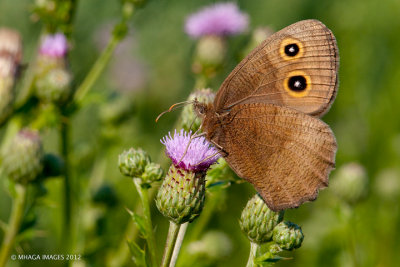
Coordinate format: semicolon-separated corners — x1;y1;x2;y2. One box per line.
127;240;147;267
127;209;148;239
255;252;291;264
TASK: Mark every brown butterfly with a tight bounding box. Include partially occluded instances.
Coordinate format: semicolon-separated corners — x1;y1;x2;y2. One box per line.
190;19;339;211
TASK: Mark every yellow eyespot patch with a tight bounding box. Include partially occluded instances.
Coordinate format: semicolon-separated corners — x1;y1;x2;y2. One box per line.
279;38;304;61
283;70;312;97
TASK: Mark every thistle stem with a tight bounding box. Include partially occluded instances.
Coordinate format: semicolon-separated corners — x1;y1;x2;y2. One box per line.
0;184;27;267
73;35;119;104
246;242;259;267
133;178;157;267
170;222;188;267
60;115;73;253
161;222;181;267
73;3;134;104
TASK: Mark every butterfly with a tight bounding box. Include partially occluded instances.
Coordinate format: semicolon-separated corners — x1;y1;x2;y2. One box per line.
194;19;339;211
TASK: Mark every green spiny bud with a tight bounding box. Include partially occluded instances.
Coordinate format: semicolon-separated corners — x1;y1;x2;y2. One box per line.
142;162;164;184
1;129;43;184
330;163;368;204
240;194;284;244
118;148;151;178
272;221;304;250
35;68;72;103
156;165;206;224
180;88;215;132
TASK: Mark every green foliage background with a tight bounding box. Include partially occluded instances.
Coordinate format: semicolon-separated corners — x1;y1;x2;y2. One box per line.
0;0;399;266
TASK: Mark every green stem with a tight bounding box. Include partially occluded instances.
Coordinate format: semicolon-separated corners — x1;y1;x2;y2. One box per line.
246;242;259;267
0;184;27;267
106;186;158;267
60;115;72;252
73;35;119;104
170;222;188;267
161;222;180;267
133;178;157;267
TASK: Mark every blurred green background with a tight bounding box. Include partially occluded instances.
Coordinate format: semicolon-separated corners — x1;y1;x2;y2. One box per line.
0;0;400;266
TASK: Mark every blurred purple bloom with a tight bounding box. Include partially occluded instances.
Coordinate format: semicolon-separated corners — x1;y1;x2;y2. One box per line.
161;129;220;172
39;33;68;57
185;2;249;38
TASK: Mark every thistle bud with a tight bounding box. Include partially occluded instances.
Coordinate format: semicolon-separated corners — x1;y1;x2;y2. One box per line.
180;88;215;132
156;164;206;224
272;221;304;251
1;129;43;184
141;162;164;184
35;67;72;103
156;129;220;224
34;33;72;104
196;36;226;66
240;194;284;244
330;163;368;204
35;33;68;75
118;148;151;178
0;28;22;123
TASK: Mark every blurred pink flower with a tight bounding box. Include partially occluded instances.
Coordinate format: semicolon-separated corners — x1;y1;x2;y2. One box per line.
185;3;249;38
39;33;68;57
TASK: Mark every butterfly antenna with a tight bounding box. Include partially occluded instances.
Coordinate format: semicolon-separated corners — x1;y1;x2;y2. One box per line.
155;100;194;122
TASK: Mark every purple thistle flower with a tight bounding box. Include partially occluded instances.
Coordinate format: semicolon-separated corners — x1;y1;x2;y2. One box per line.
161;129;220;172
39;33;68;57
185;2;249;38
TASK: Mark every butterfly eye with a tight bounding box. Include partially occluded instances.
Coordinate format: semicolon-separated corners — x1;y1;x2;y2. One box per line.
283;70;311;97
280;38;304;60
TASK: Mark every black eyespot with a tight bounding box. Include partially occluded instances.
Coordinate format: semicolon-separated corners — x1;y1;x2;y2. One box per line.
288;75;307;91
284;43;300;57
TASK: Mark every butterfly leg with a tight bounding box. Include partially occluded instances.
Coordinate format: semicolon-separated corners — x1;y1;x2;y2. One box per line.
178;130;206;163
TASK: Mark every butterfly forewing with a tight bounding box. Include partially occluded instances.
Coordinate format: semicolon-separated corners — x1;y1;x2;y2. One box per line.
214;19;339;117
205;103;337;211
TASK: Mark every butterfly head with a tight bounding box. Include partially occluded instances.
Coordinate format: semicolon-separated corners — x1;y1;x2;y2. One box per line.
193;98;214;118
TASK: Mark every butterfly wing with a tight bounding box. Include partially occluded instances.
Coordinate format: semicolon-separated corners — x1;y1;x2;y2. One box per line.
209;103;336;211
214;19;339;117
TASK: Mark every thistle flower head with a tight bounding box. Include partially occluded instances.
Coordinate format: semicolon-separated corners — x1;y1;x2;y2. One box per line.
1;129;43;184
161;129;220;172
39;33;68;57
184;2;249;38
